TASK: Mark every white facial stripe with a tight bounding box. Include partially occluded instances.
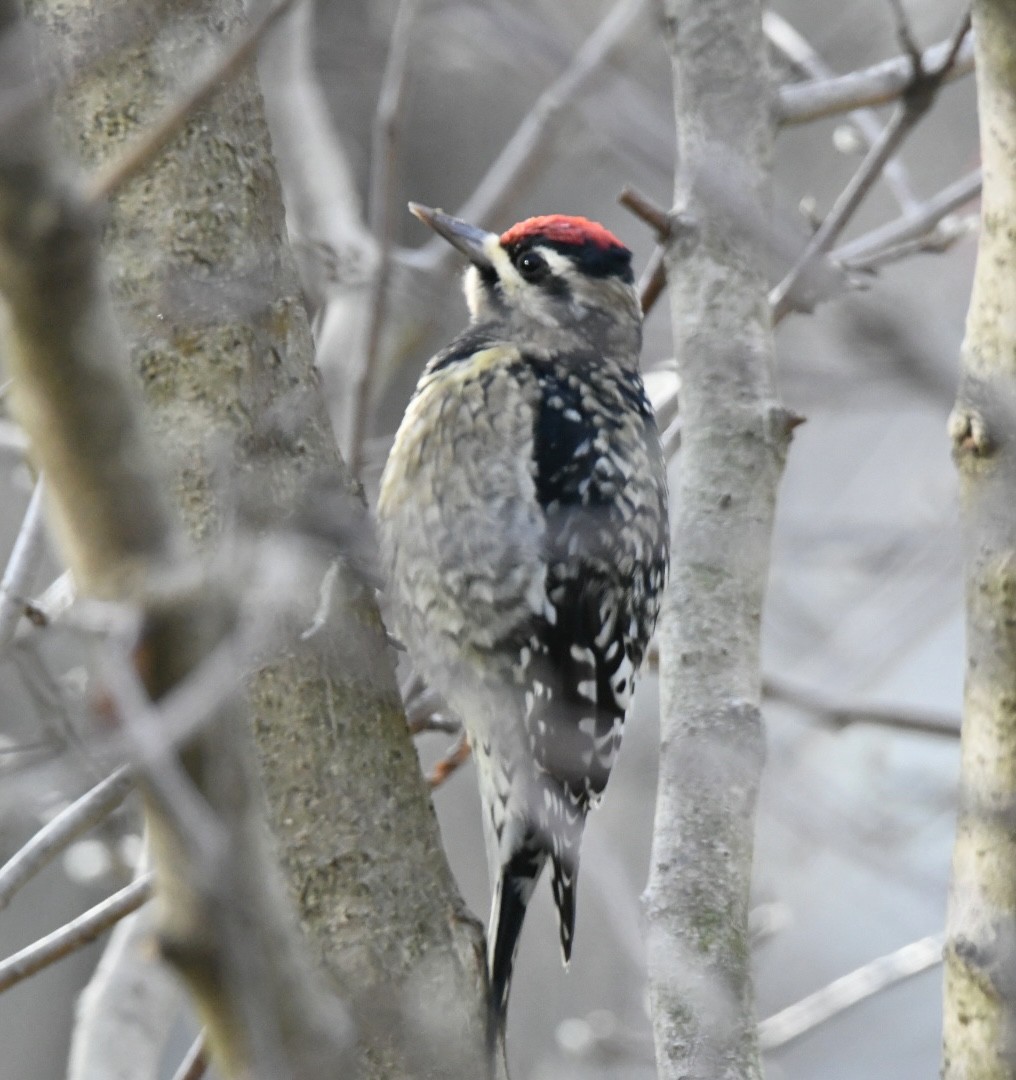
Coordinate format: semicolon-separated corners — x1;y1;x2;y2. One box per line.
486;236;523;290
535;246;574;278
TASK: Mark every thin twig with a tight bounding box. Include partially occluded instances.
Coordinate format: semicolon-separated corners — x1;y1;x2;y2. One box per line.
170;1031;208;1080
618;186;671;314
93;634;243;773
350;0;418;477
0;875;153;994
13;571;81;645
646;646;961;737
770;13;972;322
832;167;981;266
886;0;923;71
764;676;960;738
638;248;667;314
0;478;46;652
427;732;471;789
83;0;301;205
0;767;135;911
415;0;649;272
770;109;919;320
763;11;918;213
776;29;975;125
99;649;227;875
619;186;670;235
845;214;975;271
758;933;945;1051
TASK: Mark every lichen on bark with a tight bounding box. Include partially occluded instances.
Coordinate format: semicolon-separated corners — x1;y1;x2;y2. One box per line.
942;3;1016;1077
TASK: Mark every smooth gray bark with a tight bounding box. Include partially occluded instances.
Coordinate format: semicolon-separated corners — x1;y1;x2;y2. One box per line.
646;2;791;1078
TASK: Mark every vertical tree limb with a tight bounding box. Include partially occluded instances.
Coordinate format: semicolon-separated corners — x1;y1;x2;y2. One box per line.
0;4;359;1074
5;0;491;1075
67;901;186;1080
942;2;1016;1075
646;2;789;1078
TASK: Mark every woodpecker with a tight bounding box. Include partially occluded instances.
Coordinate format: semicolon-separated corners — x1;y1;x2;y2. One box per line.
377;204;669;1047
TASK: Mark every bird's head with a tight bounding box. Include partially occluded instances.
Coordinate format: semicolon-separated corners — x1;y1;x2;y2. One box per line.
410;204;641;356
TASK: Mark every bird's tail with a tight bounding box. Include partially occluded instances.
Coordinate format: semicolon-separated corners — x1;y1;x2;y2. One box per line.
549;851;579;966
486;841;546;1053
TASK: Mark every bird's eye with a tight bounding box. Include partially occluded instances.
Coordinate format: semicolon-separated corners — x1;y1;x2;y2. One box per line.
516;251;548;282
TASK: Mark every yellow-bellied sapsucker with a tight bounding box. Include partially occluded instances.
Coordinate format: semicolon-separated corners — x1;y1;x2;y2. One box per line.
377;205;669;1046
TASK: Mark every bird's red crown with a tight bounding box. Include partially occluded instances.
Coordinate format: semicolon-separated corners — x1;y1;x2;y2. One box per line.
500;215;625;252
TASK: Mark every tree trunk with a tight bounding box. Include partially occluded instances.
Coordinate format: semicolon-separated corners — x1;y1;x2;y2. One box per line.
19;0;488;1074
646;2;790;1078
942;2;1016;1076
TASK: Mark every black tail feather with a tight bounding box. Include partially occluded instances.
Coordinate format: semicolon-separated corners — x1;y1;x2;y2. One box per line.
487;844;546;1053
550;853;578;965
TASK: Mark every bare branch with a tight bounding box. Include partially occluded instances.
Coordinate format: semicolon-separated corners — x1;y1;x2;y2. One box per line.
833;167;982;266
99;649;229;873
350;0;419;477
770;13;972;322
619;185;672;313
0;477;45;652
67;899;186;1080
0;875;153;994
763;11;918;212
11;571;79;647
776;29;975;125
255;0;375;311
83;0;301;206
845;213;976;271
770;110;919;320
0;767;134;910
758;933;945;1051
764;676;961;738
886;0;924;72
637;248;667;314
170;1033;208;1080
619;185;671;236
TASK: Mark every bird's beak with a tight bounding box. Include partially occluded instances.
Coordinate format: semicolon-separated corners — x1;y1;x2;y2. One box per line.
409;203;496;271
